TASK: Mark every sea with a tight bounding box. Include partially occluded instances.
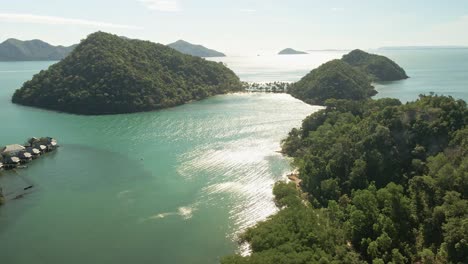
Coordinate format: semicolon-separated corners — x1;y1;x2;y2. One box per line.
0;49;467;264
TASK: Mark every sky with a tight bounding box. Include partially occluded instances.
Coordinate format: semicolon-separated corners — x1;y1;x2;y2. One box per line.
1;0;468;55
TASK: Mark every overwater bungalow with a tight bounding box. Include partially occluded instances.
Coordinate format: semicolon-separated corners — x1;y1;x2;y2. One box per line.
18;151;33;163
0;137;58;170
44;137;58;151
25;147;41;159
33;144;47;154
1;144;26;156
28;137;58;152
3;156;20;169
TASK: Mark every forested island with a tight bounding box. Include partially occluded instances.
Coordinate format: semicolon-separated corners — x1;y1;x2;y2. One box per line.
223;94;467;264
278;48;308;55
0;38;76;61
287;50;409;105
342;49;409;81
167;40;226;57
12;32;242;115
288;59;377;105
221;48;467;263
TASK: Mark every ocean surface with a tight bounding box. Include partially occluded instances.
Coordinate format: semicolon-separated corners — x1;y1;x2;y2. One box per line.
0;49;467;264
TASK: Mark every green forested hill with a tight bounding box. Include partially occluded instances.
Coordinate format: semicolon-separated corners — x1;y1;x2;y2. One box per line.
0;38;75;61
342;49;408;81
288;59;377;105
222;95;468;264
12;32;242;115
167;40;226;57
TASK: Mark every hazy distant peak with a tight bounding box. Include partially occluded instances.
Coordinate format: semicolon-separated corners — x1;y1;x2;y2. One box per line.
0;38;76;61
278;48;308;55
173;39;190;44
167;39;226;57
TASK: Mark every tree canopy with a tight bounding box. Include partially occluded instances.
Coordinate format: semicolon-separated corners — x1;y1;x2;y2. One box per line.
342;49;408;82
12;32;241;115
288;60;377;105
223;95;467;264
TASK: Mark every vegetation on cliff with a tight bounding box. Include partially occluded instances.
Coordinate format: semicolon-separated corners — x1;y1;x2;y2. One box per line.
12;32;242;115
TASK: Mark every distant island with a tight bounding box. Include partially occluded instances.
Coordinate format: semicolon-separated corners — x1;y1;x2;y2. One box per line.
167;40;226;57
0;38;76;61
342;49;409;81
12;32;242;115
287;50;408;104
278;48;308;55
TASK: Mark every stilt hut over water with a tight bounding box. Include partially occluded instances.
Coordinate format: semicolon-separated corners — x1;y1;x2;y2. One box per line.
18;151;33;163
25;147;41;159
1;144;25;156
28;137;58;152
3;157;20;169
1;137;58;170
33;144;47;153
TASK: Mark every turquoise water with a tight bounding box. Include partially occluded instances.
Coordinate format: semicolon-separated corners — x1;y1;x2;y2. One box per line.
1;49;467;263
0;61;319;263
373;49;468;102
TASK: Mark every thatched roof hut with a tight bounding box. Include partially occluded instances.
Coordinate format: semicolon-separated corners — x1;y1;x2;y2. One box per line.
18;151;32;162
29;137;58;151
25;147;41;156
1;144;25;156
4;156;20;165
33;144;47;153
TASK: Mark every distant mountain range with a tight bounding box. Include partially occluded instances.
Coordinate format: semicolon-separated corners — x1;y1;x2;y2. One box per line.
0;38;76;61
378;46;468;50
278;48;308;55
167;40;225;57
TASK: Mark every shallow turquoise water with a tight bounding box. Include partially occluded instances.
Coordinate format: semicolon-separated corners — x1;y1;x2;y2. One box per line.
1;49;467;263
0;61;318;263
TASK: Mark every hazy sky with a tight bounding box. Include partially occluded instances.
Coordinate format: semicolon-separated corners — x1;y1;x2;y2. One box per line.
1;0;468;55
